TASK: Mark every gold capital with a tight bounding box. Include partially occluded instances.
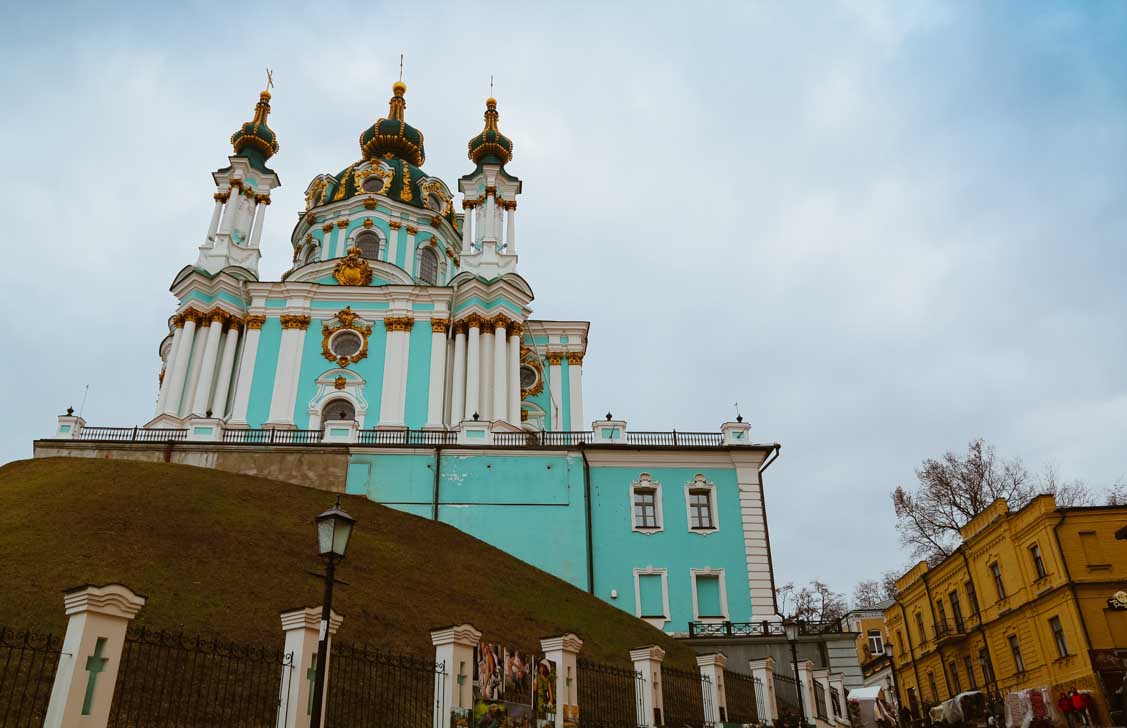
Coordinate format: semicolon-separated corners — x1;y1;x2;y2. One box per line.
388;220;403;230
431;319;450;334
336;219;350;229
566;352;584;365
546;351;564;365
321;222;334;233
280;314;312;330
245;315;266;329
383;316;415;332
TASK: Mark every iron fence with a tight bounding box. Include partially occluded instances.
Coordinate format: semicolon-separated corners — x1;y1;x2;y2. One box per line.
0;626;62;727
222;428;324;445
107;628;294;727
625;431;724;447
662;665;713;728
356;429;458;446
688;621;784;638
773;672;803;728
492;432;539;447
723;669;764;725
538;431;594;446
79;426;187;442
576;658;644;728
325;643;445;728
813;680;828;721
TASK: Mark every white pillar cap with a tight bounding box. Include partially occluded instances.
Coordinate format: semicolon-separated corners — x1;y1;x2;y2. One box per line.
430;623;483;647
540;633;584;653
62;583;146;619
696;653;728;669
280;606;344;635
749;656;776;670
629;645;666;662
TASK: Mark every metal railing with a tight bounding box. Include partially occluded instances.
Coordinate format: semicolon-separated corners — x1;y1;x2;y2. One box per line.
814;680;829;721
688;619;843;639
356;429;458;446
576;658;645;728
933;619;969;641
625;431;724;447
221;428;324;445
107;628;294;727
0;626;62;726
325;643;445;728
724;669;764;725
662;665;713;728
78;426;187;442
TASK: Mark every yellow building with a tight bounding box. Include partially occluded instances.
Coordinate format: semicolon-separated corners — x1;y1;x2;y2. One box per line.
884;496;1127;724
843;602;897;698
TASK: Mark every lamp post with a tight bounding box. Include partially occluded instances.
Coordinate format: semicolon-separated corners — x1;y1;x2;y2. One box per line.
309;497;355;728
783;618;808;727
885;641;904;721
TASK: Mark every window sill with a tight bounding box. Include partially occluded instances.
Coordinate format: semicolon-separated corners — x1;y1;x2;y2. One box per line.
1087;564;1112;572
1053;653;1075;664
632;526;664;536
689;527;719;536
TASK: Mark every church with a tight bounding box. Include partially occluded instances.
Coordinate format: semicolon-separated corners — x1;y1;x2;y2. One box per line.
40;80;785;637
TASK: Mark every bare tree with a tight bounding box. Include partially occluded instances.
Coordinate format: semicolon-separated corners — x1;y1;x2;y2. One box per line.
853;571;901;608
1038;464;1095;507
892;439;1035;562
1105;481;1127;506
881;570;900;600
778;580;847;622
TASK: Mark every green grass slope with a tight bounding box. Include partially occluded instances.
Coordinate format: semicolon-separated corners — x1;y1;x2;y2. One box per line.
0;458;697;668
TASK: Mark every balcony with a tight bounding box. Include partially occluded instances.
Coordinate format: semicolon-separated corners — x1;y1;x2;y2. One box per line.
933;619;970;646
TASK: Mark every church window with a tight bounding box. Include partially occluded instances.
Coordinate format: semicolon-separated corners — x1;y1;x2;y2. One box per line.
355;230;381;260
519;364;539;391
426;193;444;213
323;398;355;421
419;246;439;285
692;571;726;620
633;569;668;621
361;175;386;194
684;475;718;532
329;330;363;359
630;474;663;532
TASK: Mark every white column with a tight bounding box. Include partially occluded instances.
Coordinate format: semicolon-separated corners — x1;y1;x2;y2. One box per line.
218;183;241;235
43;584;146;728
163;314;198;416
461;205;473;252
277;607;343;728
444;339;455;426
505;204;516;253
749;657;778;723
211;322;241;417
249;197;268;248
191;313;226;416
492;319;508;423
480;324;495;420
206;195;224;240
474;205;484;243
484;193;497;241
230;317;263;425
267;316;310;427
155;324;184;415
794;660;817;725
697;653;727;724
541;634;583;728
426;320;448;428
548;353;563;429
451;323;467;424
464;320;481;420
180;324;208;418
631;646;666;728
567;353;585;430
431;625;482;728
234;188;254;239
406;225;418;274
508;329;521;424
378;316;411;427
388;220;402;267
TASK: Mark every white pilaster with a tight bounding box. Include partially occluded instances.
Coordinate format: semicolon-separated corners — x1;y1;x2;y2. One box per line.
266;316;310;427
492;320;508;423
464;321;481;420
461;206;473;252
206;195;223;241
406;225;418;274
480;326;495;421
474;205;484;243
162;314;198;416
431;625;482;728
191;314;226;416
180;324;208;418
732;450;781;621
444;339;455;425
451;324;467;424
505;205;516;253
277;607;343;728
548;354;563;429
229;318;263;425
211;322;241;417
249;197;268;249
541;634;584;728
631;645;666;728
567;353;584;430
388;220;403;268
155;325;184;415
508;331;521;424
218;183;240;235
378;316;412;427
426;320;448;428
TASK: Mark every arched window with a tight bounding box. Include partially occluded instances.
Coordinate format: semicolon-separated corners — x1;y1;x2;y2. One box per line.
419;246;439;285
354;230;381;260
426;193;444;213
323;398;355;421
303;244;318;264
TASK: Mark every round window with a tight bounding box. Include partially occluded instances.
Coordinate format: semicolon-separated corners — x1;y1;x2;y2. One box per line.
519;364;538;390
330;330;363;358
362;175;386;193
426;193;444;212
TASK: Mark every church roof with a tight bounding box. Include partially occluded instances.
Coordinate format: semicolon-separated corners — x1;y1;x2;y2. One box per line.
230;89;279;172
359;82;425;166
467;97;513;165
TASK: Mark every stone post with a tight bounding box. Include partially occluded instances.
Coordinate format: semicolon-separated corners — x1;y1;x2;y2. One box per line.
55;411;86;440
457;418;494;445
431;624;482;728
43;583;146;728
321;419;359;444
748;656;777;723
696;653;727;724
591;416;627;444
630;645;665;727
828;673;848;724
277;606;344;728
793;659;817;725
185;417;224;442
720;418;752;445
540;633;583;728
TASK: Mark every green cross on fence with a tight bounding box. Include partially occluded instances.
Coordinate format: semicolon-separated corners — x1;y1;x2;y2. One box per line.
307;654;319;715
82;638;109;715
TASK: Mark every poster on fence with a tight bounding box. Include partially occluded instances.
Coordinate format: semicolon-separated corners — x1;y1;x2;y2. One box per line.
562;704;579;728
450;707;473;728
504;648;534;704
535;656;557;728
476;643;504;701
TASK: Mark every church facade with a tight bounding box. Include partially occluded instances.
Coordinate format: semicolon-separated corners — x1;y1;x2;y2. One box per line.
40;81;785;635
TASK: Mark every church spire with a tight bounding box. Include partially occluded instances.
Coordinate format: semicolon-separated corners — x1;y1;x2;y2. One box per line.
359;81;425;166
230;77;279;169
467;96;513;166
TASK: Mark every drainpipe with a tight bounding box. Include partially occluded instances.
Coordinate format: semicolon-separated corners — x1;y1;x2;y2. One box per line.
957;546;1000;698
1053;511;1095;655
895;598;924;716
431;445;443;520
758;443;782;614
581;444;594;595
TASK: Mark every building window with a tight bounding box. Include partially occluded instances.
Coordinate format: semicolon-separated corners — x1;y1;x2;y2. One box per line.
354;230;382;260
419;246;439;285
949;591;965;632
867;630;884;656
990;562;1006;600
979;648;995;685
936;599;948;636
426;193;444;213
1008;635;1025;673
897;630;905;655
948;661;961;695
963;655;976;688
1030;544;1047;579
927;672;939;703
915;612;927;644
965;579;979;615
684;475;718;532
1049;616;1069;658
631;474;663;532
323;398;356;421
691;569;728;621
633;569;669;624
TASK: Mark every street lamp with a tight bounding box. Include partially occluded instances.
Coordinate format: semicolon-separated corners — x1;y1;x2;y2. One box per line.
782;619;808;726
885;641;904;721
309;497;356;728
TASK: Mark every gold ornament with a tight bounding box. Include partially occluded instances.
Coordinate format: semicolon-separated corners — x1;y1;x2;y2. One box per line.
545;352;564;365
332;247;374;287
280;315;312;330
336;219;349;229
383;316;415;332
364;197;377;210
431;319;450;333
321;307;372;367
334;376;347;390
246;315;266;329
566;352;584;365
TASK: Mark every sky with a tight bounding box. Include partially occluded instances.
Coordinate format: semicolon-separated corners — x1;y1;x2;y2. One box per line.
1;1;1125;601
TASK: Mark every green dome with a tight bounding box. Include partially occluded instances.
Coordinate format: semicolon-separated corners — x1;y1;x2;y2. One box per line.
230;90;279;164
359;82;425;166
467;97;513;165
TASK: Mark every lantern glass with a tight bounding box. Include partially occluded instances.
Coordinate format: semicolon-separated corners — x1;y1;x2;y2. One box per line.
783;619;799;642
315;504;355;558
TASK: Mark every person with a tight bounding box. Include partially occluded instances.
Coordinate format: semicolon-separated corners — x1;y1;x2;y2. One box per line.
1059;692;1075;728
479;702;504;728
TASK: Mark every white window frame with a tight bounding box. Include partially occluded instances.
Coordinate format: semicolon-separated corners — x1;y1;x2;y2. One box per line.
633;567;670;628
350;227;384;261
631;474;664;534
684;474;719;534
690;567;729;623
867;630;885;656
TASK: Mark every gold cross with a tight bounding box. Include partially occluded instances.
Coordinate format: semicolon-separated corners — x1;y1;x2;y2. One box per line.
399;53;404;82
265;68;274;91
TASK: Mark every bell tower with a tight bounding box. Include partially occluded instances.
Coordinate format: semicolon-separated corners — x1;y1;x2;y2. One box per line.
458;97;521;278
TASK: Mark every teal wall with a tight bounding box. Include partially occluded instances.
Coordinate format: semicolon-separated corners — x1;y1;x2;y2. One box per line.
289;311;389;427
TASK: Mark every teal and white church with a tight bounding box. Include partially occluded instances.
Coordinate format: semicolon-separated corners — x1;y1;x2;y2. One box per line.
41;81;786;635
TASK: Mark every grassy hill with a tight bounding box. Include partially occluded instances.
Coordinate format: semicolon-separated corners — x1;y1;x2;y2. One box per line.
0;458;698;668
